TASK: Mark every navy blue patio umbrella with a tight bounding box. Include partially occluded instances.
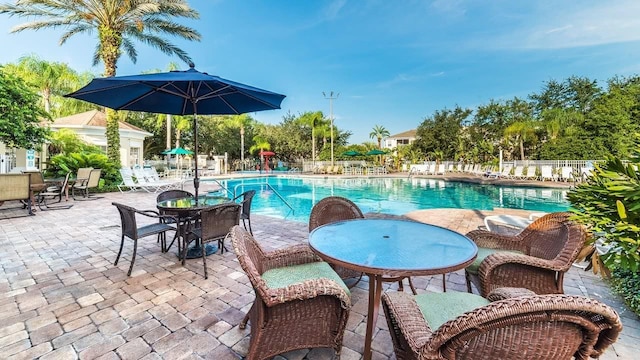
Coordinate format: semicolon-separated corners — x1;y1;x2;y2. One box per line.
65;63;286;199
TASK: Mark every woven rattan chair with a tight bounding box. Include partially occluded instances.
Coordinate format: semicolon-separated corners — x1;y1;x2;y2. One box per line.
233;190;256;234
465;212;586;297
186;203;241;279
309;196;366;287
112;202;178;275
382;288;622;360
230;226;351;360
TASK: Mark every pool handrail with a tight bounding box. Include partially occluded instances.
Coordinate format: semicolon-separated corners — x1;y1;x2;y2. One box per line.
232;180;294;215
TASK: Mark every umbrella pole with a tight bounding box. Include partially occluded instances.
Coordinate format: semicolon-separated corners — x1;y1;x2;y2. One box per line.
193;114;199;200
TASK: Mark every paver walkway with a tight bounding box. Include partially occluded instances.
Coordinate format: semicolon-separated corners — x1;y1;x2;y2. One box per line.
0;188;638;359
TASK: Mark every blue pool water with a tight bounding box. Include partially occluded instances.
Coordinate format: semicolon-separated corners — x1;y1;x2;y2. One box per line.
204;177;570;223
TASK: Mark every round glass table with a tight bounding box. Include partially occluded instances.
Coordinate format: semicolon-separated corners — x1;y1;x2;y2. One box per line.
309;218;477;360
157;196;230;258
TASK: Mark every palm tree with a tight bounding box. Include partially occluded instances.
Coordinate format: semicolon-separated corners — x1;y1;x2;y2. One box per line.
4;54;79;113
369;125;390;149
504;121;537;160
0;0;201;167
298;111;325;163
232;114;254;170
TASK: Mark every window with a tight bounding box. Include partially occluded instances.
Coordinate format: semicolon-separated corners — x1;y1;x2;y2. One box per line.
398;139;410;145
129;147;140;167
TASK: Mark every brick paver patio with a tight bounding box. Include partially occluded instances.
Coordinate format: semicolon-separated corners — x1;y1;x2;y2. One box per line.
1;184;638;359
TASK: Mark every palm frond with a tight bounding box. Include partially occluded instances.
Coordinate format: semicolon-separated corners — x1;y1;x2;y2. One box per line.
121;38;138;63
59;24;93;45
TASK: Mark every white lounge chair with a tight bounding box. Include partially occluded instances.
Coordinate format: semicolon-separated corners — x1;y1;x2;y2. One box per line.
540;166;558;181
560;166;574;182
524;165;538;180
131;167;172;193
483;214;533;233
510;166;524;179
118;168;145;193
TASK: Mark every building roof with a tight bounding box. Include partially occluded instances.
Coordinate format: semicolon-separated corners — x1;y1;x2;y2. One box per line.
51;110;151;134
388;129;417;139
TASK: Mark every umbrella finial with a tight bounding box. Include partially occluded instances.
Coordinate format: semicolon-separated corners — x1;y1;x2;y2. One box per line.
188;61;195;69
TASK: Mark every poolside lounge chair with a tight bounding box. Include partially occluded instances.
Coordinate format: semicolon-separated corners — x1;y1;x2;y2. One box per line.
524;165;538;180
231;226;351;360
131;167;172;193
540;165;558;181
560;166;575;182
465;212;586;297
510;165;524;179
483;214;533;233
382;288;622;360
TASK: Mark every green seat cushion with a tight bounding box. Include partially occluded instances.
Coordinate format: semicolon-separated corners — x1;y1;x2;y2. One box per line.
262;261;350;295
466;247;523;274
416;292;490;330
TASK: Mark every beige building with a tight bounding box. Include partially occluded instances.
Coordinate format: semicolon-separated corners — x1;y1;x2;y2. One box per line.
1;110;151;173
384;129;417;150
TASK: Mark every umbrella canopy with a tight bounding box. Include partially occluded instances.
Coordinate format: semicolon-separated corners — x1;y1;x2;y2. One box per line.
65;63;286;199
162;147;193;155
342;150;362;157
366;149;386;156
258;150;275;156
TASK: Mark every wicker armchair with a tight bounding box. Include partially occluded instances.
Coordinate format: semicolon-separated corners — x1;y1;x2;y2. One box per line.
465;212;586;297
382;289;622;360
230;226;351;360
309;196;366;286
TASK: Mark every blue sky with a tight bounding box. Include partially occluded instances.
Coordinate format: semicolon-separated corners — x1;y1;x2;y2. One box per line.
2;0;640;144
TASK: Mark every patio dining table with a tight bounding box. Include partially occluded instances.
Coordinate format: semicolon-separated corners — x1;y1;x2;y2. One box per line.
157;195;230;258
309;218;478;360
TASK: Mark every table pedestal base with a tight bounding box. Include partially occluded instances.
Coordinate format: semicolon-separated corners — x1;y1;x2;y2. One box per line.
183;244;218;259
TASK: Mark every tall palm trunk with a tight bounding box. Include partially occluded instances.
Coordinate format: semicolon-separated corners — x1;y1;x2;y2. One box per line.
240;125;245;170
100;26;122;168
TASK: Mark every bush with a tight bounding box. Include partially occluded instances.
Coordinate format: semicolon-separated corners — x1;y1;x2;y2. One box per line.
45;152;120;189
611;269;640;315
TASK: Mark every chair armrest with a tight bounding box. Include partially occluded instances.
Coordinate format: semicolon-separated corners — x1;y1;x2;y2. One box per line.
134;209;178;224
480;252;566;275
486;287;537;301
465;230;528;252
381;292;433;356
259;277;351;310
262;244;322;271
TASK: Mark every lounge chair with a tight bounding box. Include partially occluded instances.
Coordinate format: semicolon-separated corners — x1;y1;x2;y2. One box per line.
382;288;622;360
510;165;524;179
131;167;172;193
540;165;558;181
524;165;538;180
483;214;532;233
560;166;575;182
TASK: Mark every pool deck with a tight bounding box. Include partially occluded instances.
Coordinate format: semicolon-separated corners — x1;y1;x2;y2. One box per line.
0;177;638;359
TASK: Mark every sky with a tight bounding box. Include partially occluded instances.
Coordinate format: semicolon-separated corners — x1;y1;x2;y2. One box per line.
2;0;640;144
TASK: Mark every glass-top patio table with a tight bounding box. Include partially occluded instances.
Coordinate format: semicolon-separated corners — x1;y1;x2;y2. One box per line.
157;196;230;258
309;218;478;360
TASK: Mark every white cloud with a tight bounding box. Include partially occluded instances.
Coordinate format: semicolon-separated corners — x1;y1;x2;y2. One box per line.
501;0;640;49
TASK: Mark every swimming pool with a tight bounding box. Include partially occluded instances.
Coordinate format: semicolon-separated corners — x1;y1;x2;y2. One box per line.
205;177;570;223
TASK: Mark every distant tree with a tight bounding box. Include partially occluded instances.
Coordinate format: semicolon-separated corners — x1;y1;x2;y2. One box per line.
415;106;471;160
369;125;390;149
0;0;202;168
0;68;50;149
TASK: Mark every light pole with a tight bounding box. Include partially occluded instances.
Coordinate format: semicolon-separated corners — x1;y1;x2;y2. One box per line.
323;91;339;166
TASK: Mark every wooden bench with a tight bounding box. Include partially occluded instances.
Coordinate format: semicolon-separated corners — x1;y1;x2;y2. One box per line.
0;174;34;217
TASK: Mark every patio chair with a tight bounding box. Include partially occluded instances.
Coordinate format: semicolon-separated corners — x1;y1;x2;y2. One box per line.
560;166;575;182
382;288;622;360
23;170;47;207
233;190;256;235
36;172;73;210
118;168;144;192
524;165;539;180
483;214;533;233
73;169;102;199
185;203;241;279
465;212;586;297
156;189;194;253
510;165;525;179
540;165;558;181
111;202;178;276
230;226;351;360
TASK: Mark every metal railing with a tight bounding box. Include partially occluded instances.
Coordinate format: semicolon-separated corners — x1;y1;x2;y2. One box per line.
232;178;294;216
